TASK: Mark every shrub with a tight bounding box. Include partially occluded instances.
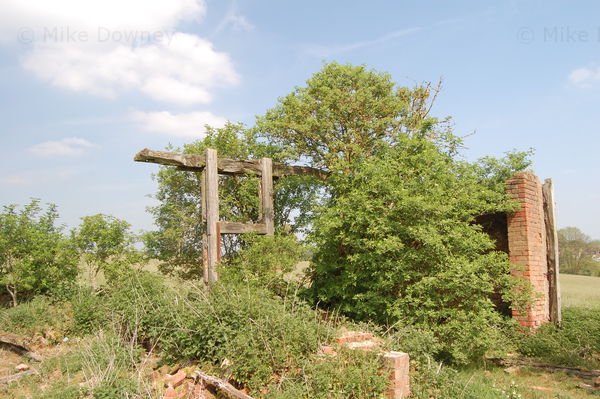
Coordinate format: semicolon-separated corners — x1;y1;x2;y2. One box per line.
0;296;72;340
307;138;531;364
70;288;108;336
272;347;388;399
219;233;305;294
159;282;333;392
518;306;600;369
0;199;79;306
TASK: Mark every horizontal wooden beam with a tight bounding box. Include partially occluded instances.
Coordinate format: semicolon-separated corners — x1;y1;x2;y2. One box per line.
218;221;267;234
134;148;328;180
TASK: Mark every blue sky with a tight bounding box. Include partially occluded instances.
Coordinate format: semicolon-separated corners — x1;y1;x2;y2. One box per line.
1;0;599;239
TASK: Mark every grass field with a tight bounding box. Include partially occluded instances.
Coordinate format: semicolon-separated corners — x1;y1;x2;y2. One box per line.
560;273;600;308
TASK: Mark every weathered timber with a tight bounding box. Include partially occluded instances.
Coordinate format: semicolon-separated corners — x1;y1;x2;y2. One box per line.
205;149;219;282
0;369;37;384
134;148;328;180
487;357;600;379
0;332;43;361
218;222;267;234
543;179;562;325
260;157;275;235
194;371;254;399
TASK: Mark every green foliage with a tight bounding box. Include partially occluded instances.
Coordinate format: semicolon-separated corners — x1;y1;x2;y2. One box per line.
0;296;72;339
385;324;442;364
158;282;332;392
558;226;600;276
71;214;140;283
307;135;532;364
474;149;534;193
39;332;141;399
272;348;388;399
220;233;305;294
0;199;78;306
258;62;450;173
63;269;390;397
70;288;108;335
518;307;600;369
145;122;321;278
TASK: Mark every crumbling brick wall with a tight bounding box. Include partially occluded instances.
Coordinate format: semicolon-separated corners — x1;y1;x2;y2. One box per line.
506;172;549;328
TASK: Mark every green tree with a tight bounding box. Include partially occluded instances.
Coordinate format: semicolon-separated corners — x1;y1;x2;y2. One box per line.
307;136;531;364
145;122;322;279
0;199;78;306
257;62;533;363
71;214;139;284
257;62;452;173
558;227;600;276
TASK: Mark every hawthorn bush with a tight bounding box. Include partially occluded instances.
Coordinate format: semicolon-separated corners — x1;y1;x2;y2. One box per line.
307;134;531;364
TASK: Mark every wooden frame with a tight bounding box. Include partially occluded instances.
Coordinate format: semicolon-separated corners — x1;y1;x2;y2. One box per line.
134;147;326;284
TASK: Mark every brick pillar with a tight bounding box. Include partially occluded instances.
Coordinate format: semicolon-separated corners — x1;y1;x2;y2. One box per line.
382;351;410;399
506;172;549;328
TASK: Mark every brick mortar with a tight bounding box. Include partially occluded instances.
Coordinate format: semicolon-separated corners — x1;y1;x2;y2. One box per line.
506;172;549;328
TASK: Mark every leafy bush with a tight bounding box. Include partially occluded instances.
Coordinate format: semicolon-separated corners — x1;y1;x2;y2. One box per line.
71;214;141;285
518;306;600;368
307;137;532;365
0;296;72;339
220;233;305;294
0;199;79;306
159;283;333;391
272;347;388;399
76;270;387;397
70;288;108;335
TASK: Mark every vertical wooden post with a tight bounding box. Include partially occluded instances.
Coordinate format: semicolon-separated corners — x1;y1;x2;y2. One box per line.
200;171;208;284
205;149;220;282
260;158;275;235
543;178;561;326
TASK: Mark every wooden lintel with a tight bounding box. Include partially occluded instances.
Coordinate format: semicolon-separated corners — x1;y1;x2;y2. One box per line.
135;148;328;180
218;221;267;234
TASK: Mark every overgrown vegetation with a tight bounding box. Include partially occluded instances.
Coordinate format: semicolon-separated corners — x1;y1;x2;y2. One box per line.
518;307;600;369
4;62;596;398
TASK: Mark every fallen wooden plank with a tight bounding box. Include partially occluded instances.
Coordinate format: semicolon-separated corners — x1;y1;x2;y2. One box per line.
487;357;600;379
0;332;43;362
135;148;328;180
194;371;254;399
218;222;267;234
0;369;37;384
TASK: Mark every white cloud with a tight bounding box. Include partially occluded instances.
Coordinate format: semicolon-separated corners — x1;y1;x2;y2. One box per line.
132;110;227;138
304;27;421;58
568;66;600;88
29;137;95;157
22;33;238;104
1;0;239;106
0;0;205;41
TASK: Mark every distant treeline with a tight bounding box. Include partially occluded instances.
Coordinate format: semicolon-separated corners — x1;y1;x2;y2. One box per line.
559;227;600;277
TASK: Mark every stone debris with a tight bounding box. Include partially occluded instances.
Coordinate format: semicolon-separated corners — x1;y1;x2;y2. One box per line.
15;363;30;371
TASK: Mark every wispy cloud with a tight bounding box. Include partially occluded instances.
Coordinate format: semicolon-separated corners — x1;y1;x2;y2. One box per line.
568;65;600;88
131;110;227;138
303;27;421;58
29;137;95;157
211;1;255;37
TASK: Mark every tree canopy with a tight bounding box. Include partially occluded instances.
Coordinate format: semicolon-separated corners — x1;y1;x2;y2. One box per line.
0;199;78;306
257;62;450;173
